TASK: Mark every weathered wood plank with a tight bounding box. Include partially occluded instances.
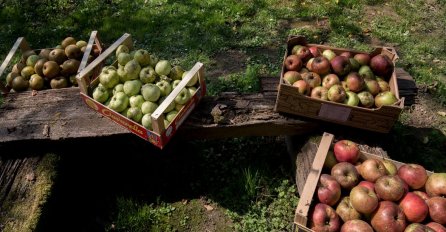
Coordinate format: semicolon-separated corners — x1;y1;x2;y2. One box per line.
0;154;58;232
0;78;318;144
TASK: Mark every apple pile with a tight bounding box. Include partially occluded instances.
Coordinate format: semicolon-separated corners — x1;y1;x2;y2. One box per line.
91;44;199;130
4;36;100;92
283;45;399;108
309;139;446;232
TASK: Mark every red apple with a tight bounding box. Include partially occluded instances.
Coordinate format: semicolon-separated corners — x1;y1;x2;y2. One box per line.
293;46;312;62
306;57;315;71
413;191;430;202
370;54;394;79
340;51;353;59
425;173;446;197
358;181;375;192
427;196;446;224
381;159;398;176
341;219;373;232
311;86;329;100
398;164;428;190
309;46;320;57
375;175;406;201
331;162;360;190
318;174;341;206
371;201;407;232
311;56;331;75
322;49;337;61
357;91;375;108
328;84;347;103
353;53;371;66
283;71;302;85
333;140;360;164
426;222;446;232
350;185;379;214
345;72;365;93
336;196;361;222
322;74;340;89
400;192;429;223
301;72;321;88
405;223;435;232
360;158;388;182
292;79;310;95
364;78;380;96
284;54;303;71
331;56;352;76
310;203;341;232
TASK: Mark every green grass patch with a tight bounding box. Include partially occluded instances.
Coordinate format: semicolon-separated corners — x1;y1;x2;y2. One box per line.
207;64;261;96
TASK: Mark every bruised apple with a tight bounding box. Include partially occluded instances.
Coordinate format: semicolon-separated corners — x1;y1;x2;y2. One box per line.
331;162;360;190
317;174;341;206
336;197;361;222
310;203;341;232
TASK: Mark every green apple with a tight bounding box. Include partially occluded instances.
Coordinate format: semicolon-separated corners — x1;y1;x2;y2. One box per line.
118;52;133;66
124;59;141;80
123;79;142;97
158;96;175;113
117;65;130;82
76;40;87;49
164;119;170;128
109;91;129;112
93;85;109;103
358;65;375;80
129;95;145;108
141;101;159;114
166;110;178;122
141;113;153;130
174;88;191;105
156;80;172;97
141;83;161;102
126;107;143;123
139;66;158;84
26;55;40;67
344;91;360;106
188;86;197;96
169;65;184;80
133;49;151;67
116;44;129;57
21;66;35;80
113;83;124;95
155;60;171;76
99;67;119;89
172;79;181;89
149;54;158;68
182;71;198;87
175;104;184;111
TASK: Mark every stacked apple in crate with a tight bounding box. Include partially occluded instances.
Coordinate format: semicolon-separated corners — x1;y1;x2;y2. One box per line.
77;33;205;149
295;134;446;232
0;35;100;94
283;43;397;108
275;36;404;133
91;45;198;130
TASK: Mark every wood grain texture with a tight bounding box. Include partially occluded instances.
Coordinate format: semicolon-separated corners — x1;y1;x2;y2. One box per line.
0;77;319;144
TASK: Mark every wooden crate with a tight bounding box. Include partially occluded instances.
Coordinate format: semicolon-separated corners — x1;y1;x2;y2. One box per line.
293;132;433;232
0;31;102;96
275;36;405;133
75;33;206;149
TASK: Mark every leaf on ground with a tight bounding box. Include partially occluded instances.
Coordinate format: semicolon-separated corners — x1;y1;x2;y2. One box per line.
204;204;214;211
437;111;446;117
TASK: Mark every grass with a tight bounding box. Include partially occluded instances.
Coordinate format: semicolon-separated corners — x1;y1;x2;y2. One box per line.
1;0;446;231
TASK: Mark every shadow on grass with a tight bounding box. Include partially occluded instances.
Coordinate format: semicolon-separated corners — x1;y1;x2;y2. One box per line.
21;134;294;231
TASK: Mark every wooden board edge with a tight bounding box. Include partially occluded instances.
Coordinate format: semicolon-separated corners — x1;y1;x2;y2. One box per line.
295;133;334;222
